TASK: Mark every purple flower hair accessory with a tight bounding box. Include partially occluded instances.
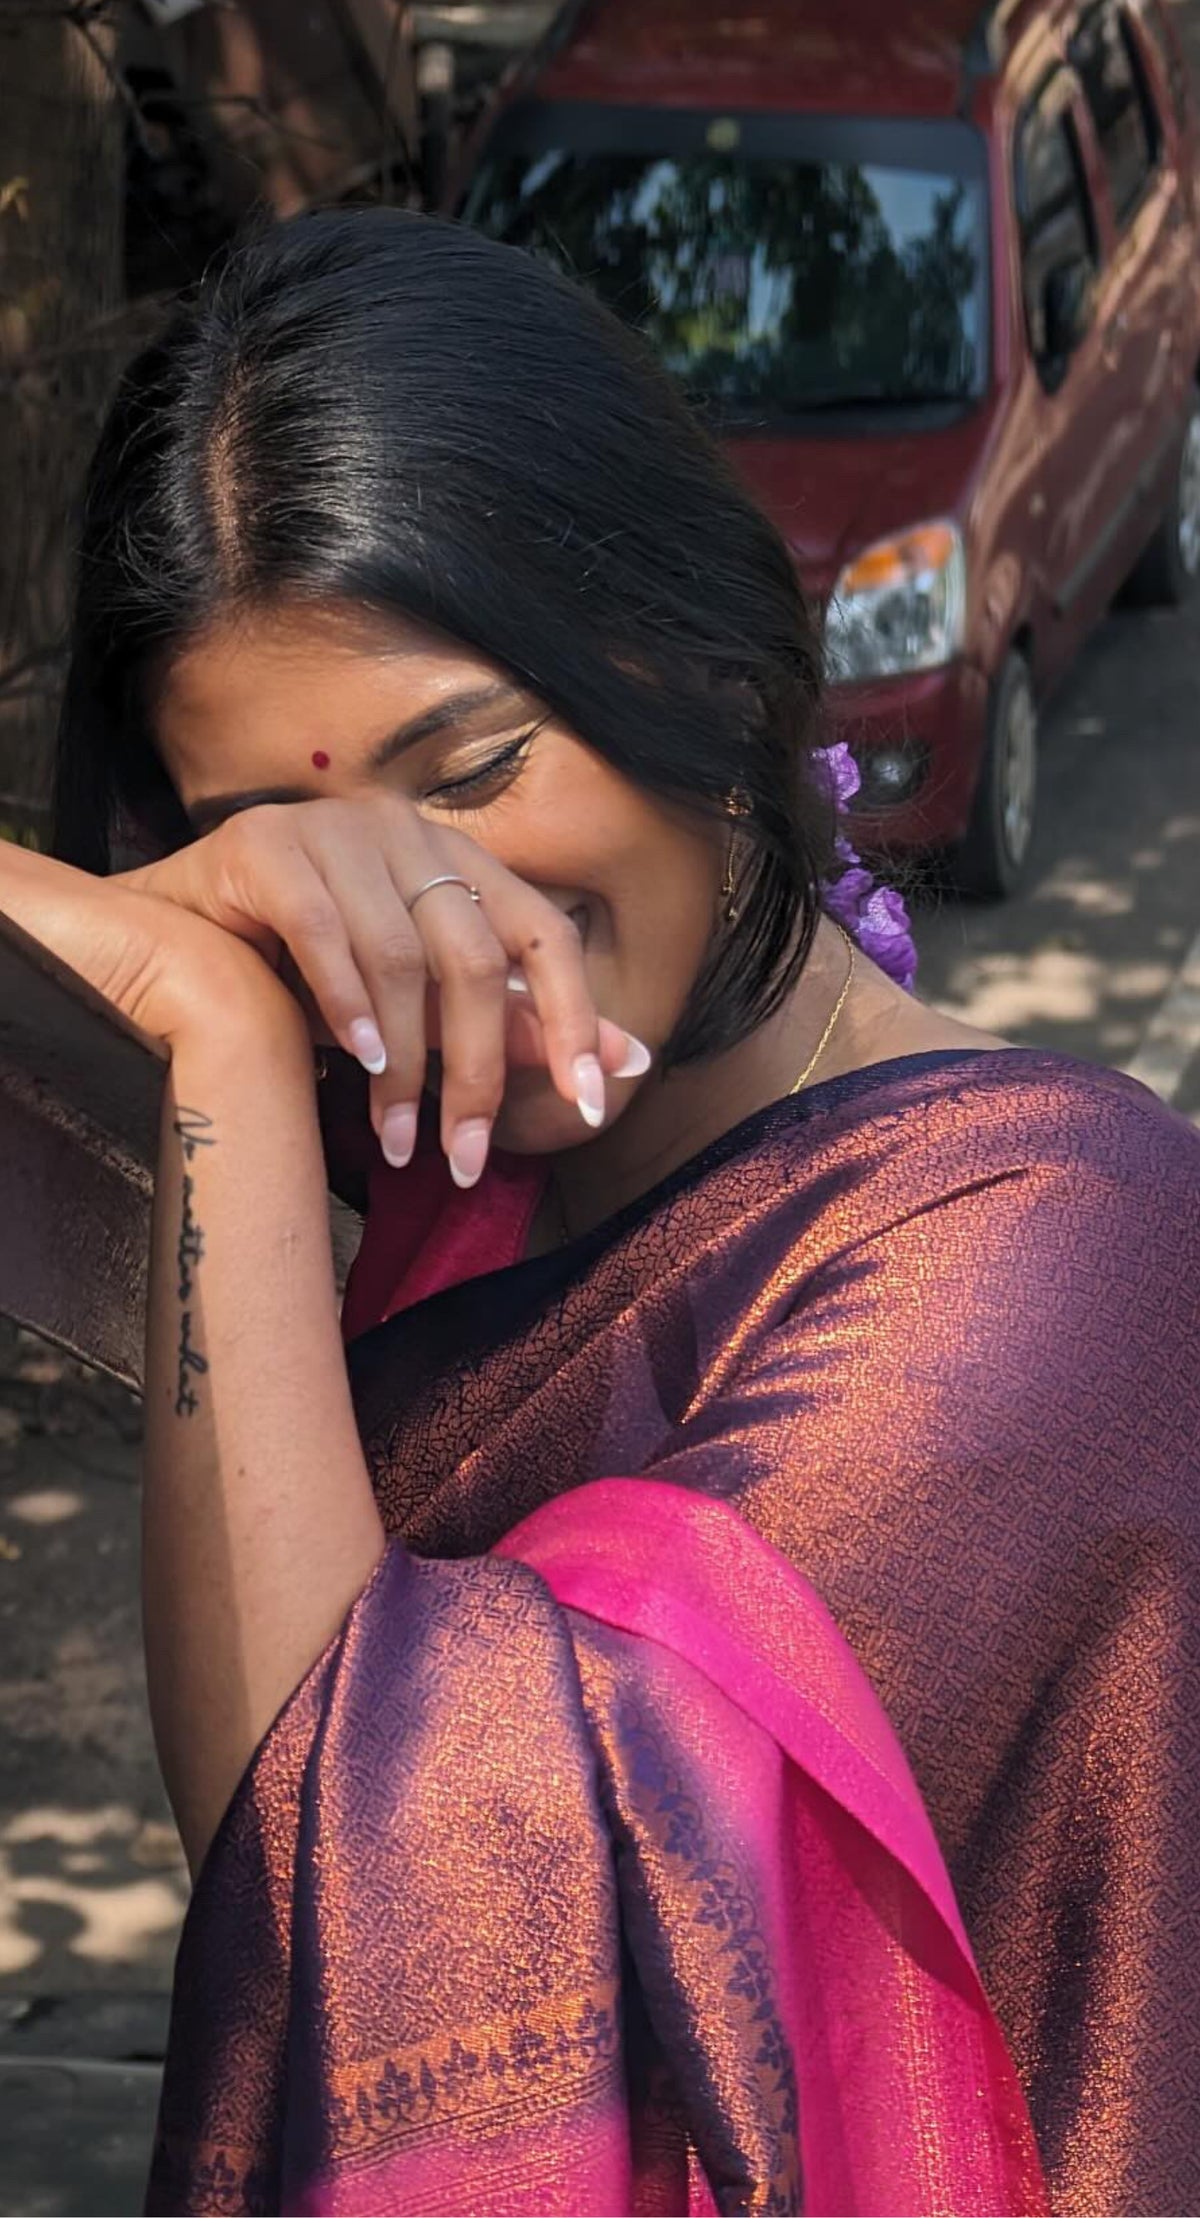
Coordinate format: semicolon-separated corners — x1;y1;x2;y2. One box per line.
856;884;919;991
813;742;918;993
814;738;862;812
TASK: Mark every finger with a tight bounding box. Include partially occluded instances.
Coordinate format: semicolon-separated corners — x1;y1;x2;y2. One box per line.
492;890;608;1127
396;873;509;1188
313;844;429;1167
503;993;649;1080
253;846;385;1076
439;831;651;1129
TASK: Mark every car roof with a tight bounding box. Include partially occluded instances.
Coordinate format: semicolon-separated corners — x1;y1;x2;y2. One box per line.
535;0;1076;117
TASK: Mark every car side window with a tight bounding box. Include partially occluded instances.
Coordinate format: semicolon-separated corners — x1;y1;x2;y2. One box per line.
1070;2;1161;223
1015;96;1098;367
1141;0;1192;140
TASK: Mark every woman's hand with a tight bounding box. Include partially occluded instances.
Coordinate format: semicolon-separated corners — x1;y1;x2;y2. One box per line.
0;836;298;1054
120;798;649;1183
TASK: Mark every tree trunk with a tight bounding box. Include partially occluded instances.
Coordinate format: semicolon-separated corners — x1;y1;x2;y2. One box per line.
0;6;124;836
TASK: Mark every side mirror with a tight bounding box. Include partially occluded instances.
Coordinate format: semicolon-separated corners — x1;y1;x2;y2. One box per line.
1042;255;1094;365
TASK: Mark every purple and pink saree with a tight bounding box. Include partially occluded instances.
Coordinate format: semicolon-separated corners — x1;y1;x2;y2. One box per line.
148;1047;1200;2215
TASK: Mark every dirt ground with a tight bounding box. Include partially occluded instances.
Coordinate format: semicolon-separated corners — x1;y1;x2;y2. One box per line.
0;1324;184;1997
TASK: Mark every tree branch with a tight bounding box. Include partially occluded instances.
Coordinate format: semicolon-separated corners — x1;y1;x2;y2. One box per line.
0;294;171;381
0;644;66;697
69;7;155;158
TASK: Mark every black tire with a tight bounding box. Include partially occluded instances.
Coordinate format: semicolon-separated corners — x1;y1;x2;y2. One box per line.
951;652;1038;902
1124;395;1200;608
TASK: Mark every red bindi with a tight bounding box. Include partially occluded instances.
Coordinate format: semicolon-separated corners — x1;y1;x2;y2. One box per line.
311;749;331;771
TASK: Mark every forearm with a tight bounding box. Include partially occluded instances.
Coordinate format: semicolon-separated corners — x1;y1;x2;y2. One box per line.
142;1009;385;1873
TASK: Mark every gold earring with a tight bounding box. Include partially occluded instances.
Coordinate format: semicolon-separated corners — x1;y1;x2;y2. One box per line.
721;789;750;926
720;838;738;925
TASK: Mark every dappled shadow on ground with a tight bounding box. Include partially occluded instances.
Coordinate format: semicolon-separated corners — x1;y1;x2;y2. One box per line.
1;1322;185;1995
912;604;1200;1073
0;1803;186;1987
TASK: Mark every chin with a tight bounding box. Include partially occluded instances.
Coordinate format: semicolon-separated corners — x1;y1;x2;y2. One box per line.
492;1075;599;1157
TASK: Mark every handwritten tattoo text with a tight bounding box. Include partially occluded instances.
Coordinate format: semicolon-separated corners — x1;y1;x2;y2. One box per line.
171;1107;214;1417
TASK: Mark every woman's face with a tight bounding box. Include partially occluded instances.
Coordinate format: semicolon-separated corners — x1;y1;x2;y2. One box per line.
155;602;722;1152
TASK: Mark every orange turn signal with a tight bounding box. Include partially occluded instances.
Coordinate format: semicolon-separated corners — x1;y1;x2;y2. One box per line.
839;522;959;596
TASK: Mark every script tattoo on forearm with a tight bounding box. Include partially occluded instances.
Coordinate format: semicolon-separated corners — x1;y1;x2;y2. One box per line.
171;1108;214;1418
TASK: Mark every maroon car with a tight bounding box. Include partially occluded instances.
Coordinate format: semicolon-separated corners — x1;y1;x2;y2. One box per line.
461;0;1200;894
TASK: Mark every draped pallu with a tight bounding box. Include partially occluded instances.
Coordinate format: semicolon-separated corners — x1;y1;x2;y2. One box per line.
148;1050;1200;2216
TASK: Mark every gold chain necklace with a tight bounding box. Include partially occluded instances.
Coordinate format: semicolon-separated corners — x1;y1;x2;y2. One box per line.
551;924;857;1246
786;924;856;1095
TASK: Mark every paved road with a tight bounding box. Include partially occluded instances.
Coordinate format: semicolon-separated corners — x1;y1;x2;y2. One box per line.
913;592;1200;1119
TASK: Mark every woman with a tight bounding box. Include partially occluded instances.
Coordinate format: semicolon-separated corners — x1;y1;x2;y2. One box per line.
2;209;1197;2217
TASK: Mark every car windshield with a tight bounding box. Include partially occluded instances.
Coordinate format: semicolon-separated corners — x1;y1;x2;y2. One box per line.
464;106;989;424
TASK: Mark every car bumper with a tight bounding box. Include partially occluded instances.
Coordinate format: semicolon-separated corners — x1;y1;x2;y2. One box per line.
826;659;989;852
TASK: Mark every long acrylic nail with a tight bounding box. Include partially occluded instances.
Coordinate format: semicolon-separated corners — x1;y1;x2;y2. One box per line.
380;1102;418;1169
611;1033;652;1080
348;1017;387;1075
449;1118;492;1189
573;1053;606;1129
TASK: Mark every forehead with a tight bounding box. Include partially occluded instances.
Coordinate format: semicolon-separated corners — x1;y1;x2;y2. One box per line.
155;603;511;790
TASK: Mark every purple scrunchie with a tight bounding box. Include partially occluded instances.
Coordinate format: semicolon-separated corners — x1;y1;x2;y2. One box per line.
814;743;918;993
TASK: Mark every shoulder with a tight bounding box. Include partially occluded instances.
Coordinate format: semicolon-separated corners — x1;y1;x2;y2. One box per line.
807;1046;1198;1204
653;1052;1196;1487
770;1051;1199;1439
768;1048;1200;1307
946;1048;1197;1223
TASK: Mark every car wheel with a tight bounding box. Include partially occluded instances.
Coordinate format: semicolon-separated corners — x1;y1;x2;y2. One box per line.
1125;395;1200;608
951;653;1038;902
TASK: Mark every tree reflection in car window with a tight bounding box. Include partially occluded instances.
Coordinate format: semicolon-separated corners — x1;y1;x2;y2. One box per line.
467;148;984;419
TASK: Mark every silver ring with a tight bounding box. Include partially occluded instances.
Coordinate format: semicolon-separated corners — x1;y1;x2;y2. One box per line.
407;873;481;913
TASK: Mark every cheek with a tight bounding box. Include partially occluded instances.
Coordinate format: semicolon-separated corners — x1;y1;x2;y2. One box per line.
528;761;715;926
481;745;719;1029
583;823;719;1052
596;807;717;963
604;849;714;981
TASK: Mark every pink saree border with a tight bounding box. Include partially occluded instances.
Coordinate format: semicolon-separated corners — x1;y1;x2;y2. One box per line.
496;1477;1048;2217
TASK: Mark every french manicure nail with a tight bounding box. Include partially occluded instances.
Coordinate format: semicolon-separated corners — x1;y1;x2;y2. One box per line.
348;1017;387;1075
449;1117;492;1189
612;1033;652;1080
573;1052;606;1129
505;967;532;997
380;1102;418;1169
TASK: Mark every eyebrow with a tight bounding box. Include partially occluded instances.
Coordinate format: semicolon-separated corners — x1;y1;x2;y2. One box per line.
185;682;527;835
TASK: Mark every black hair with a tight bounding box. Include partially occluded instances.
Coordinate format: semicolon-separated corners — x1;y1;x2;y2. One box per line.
53;208;836;1065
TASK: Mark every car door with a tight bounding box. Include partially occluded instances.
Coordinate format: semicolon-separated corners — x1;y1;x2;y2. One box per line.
1067;0;1184;557
1011;68;1121;677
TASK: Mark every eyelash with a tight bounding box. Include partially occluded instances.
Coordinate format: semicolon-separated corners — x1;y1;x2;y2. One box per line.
425;726;539;807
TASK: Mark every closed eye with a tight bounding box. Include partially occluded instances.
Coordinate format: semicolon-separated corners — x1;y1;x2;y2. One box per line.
424;720;546;807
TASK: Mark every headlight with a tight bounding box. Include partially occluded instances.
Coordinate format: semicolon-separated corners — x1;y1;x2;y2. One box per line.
825;521;966;684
